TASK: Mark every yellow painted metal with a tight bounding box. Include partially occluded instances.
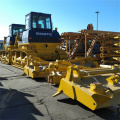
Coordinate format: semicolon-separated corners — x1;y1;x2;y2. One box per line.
0;33;21;64
114;35;120;39
24;56;50;77
48;71;66;84
3;37;7;50
24;59;72;78
11;41;68;69
12;50;38;69
18;42;61;59
100;34;120;64
90;83;104;95
106;75;119;85
53;65;120;110
80;29;120;36
113;57;120;62
14;32;22;49
47;62;99;84
61;26;120;64
1;49;12;64
70;57;99;68
23;56;100;85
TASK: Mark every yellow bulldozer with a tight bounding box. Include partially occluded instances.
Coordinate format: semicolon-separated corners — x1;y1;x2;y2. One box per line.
1;11;120;111
0;24;25;64
10;12;67;69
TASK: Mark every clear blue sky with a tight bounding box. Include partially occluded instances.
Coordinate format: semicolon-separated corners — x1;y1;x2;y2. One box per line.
0;0;120;40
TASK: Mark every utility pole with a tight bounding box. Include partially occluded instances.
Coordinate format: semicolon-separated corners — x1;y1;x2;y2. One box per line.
95;11;99;30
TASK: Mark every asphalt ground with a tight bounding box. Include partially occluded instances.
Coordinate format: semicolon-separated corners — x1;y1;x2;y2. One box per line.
0;62;120;120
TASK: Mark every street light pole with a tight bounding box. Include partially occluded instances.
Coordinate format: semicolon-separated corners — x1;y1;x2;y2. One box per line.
95;11;99;30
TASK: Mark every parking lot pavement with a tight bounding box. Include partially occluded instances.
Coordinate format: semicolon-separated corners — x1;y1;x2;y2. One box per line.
0;62;120;120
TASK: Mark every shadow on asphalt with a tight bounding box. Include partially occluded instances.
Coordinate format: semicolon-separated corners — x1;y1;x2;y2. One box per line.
33;77;47;82
57;98;90;110
57;98;120;120
0;77;8;80
53;84;59;88
0;82;3;86
0;88;43;120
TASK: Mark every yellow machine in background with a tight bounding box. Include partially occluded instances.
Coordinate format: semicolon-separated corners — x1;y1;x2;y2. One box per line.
113;35;120;63
0;24;25;64
60;24;120;64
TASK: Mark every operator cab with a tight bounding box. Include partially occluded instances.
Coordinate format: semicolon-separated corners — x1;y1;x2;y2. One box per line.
6;24;25;46
26;12;52;31
22;12;61;43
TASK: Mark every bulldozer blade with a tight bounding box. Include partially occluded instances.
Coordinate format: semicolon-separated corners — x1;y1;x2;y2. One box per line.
53;90;63;97
53;66;120;110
